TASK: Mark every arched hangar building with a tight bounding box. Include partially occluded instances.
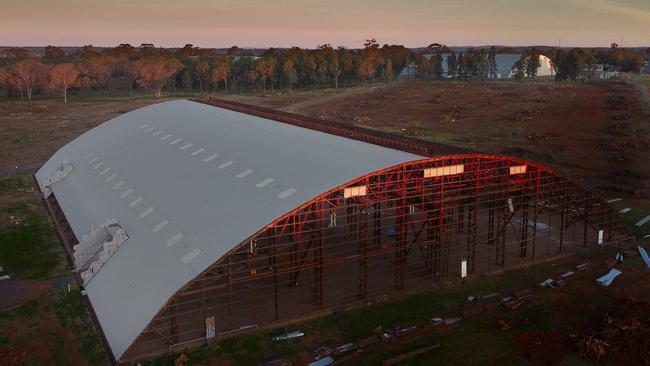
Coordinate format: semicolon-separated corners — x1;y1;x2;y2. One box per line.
35;100;632;363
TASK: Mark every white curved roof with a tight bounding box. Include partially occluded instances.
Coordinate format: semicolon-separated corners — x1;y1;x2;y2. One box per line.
35;100;422;359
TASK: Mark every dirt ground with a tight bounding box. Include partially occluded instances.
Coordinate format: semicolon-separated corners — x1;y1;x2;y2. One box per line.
285;80;650;198
0;99;157;170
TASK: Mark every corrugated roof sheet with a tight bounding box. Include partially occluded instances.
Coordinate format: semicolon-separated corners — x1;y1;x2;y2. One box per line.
35;100;422;359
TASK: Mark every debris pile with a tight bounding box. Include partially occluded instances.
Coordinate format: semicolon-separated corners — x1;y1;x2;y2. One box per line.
572;298;650;364
438;106;462;123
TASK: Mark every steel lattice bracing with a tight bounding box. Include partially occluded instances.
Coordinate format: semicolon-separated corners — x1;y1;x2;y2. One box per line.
120;154;632;362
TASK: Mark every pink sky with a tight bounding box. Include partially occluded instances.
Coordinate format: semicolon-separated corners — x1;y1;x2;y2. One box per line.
1;0;649;48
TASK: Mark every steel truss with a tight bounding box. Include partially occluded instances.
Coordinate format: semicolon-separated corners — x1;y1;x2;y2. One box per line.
120;154;632;362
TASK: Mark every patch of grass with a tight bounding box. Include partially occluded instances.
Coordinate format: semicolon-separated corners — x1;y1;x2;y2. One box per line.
0;329;10;345
50;289;109;366
607;199;650;238
0;176;25;193
0;209;61;278
15;298;39;317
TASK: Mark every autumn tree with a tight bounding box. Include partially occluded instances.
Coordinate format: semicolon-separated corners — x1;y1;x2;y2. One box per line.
44;46;65;63
0;68;10;96
282;59;297;89
210;59;229;91
11;59;48;100
48;63;79;102
134;56;183;97
254;58;275;92
77;54;114;88
195;59;210;93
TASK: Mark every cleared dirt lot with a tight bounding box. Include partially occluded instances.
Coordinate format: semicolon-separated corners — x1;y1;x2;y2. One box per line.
0;98;157;170
287;81;649;198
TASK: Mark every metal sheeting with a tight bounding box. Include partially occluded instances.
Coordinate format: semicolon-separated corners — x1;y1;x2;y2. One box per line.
34;100;422;359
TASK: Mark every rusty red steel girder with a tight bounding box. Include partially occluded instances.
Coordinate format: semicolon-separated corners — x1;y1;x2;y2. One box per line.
193;98;471;157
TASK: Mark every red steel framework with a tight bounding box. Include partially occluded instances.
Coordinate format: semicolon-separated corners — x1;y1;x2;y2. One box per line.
117;154;632;362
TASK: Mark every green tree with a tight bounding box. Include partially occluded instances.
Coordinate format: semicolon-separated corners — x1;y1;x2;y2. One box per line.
383;58;393;81
447;52;457;78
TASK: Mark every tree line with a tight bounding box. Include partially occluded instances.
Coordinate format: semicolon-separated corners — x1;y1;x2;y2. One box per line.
0;41;647;101
0;40;412;101
412;44;647;81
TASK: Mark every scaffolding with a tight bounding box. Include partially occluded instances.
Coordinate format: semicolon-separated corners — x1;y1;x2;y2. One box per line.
119;154;632;362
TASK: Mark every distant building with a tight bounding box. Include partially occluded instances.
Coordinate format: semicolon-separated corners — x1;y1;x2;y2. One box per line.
589;64;620;79
399;53;554;79
643;60;650;74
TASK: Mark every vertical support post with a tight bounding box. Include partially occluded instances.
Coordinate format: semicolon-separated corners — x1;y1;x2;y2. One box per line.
558;181;567;253
314;201;325;308
467;195;478;274
520;199;529;257
271;227;279;320
358;199;368;299
373;202;381;249
582;193;589;247
531;170;540;259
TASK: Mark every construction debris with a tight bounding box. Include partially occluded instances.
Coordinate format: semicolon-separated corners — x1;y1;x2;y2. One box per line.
572;298;650;364
312;346;333;360
444;317;462;325
307;357;333;366
393;325;417;337
635;215;650;227
538;278;555;288
262;359;292;366
575;263;589;271
514;288;534;299
0;266;9;281
272;330;304;341
595;268;621;287
560;271;574;278
430;317;444;326
380;331;394;342
334;342;357;355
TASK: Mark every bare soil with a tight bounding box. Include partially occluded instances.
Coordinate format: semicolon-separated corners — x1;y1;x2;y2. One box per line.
0;99;157;170
288;80;650;198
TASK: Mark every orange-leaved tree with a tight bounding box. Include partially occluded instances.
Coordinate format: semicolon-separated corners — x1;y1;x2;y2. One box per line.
210;60;229;91
77;54;115;89
11;59;48;100
134;56;183;98
48;63;80;103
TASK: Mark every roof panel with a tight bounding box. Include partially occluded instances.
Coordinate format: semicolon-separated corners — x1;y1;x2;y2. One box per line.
35;100;422;358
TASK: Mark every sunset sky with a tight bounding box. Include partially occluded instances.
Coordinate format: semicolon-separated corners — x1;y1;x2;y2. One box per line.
1;0;649;48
